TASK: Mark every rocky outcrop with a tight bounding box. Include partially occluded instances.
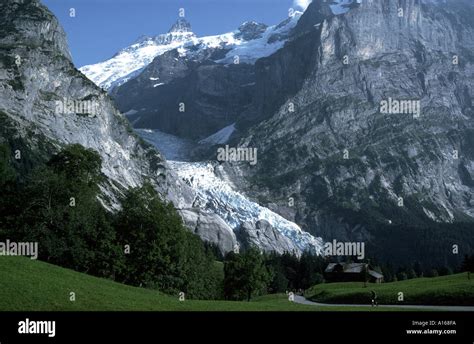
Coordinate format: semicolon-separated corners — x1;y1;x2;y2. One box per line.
230;0;474;264
236;22;268;41
236;220;300;254
113;52;255;140
168;18;192;33
0;0;194;210
179;208;238;255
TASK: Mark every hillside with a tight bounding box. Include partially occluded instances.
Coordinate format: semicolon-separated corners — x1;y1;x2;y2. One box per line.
0;256;415;312
305;274;474;306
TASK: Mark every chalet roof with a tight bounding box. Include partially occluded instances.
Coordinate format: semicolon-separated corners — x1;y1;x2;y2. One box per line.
325;263;384;279
369;270;384;279
325;263;366;273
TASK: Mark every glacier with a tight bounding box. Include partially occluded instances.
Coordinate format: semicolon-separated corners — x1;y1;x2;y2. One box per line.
137;128;324;255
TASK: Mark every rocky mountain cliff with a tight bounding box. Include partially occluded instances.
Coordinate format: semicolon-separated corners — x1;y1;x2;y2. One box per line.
228;0;474;265
0;0;193;211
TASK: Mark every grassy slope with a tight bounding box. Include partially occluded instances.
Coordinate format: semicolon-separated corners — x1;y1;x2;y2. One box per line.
0;257;415;311
305;273;474;306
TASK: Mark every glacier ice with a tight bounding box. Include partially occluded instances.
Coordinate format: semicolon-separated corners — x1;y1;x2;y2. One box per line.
137;128;324;255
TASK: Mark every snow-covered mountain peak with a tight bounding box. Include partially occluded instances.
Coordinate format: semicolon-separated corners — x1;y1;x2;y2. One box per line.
80;12;303;90
79;24;196;90
168;17;193;33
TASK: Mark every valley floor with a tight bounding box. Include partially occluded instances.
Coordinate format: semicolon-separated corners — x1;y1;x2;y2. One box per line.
0;257;439;312
305;274;474;308
293;295;474;312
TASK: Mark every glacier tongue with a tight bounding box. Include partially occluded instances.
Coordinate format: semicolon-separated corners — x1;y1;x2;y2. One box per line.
171;161;324;255
137;129;324;255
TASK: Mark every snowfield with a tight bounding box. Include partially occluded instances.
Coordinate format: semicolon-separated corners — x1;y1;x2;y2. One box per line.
79;36;192;90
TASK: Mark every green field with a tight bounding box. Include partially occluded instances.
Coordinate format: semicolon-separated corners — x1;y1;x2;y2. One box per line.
305;273;474;306
0;256;423;311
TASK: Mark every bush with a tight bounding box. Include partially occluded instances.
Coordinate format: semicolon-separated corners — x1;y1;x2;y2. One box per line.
397;272;408;281
406;269;417;279
425;269;439;278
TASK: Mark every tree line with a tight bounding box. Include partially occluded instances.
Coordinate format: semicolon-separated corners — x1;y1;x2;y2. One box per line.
0;143;326;301
0;144;221;299
1;143;472;302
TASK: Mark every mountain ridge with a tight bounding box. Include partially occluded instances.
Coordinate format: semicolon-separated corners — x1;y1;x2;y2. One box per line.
80;12;303;92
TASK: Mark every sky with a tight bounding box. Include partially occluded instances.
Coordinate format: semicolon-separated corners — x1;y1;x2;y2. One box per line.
41;0;311;68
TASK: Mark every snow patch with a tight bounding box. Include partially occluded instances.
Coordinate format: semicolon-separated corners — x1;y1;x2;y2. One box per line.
135;128;195;161
293;0;312;11
199;123;236;145
330;0;362;15
123;109;138;116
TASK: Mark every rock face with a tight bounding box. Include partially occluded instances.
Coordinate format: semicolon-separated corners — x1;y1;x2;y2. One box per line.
230;0;474;265
113;52;255;140
29;0;474;263
236;220;299;254
179;208;238;255
0;0;194;210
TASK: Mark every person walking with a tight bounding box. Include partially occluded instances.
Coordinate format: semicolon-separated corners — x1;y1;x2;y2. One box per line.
371;290;378;307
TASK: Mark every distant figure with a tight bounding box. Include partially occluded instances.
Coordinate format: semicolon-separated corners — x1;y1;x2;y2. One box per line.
371;290;378;307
